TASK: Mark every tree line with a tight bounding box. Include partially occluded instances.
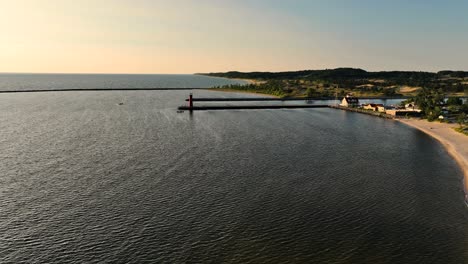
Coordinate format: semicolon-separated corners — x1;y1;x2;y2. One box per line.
201;68;468;94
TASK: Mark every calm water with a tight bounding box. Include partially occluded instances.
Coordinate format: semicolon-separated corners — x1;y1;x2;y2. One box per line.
0;77;467;263
0;74;246;91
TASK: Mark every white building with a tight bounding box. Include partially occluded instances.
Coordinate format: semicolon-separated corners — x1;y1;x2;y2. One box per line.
340;94;360;107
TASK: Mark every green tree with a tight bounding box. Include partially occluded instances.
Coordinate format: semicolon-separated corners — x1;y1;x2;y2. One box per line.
461;102;468;114
446;97;462;106
306;87;317;97
414;88;445;119
383;88;396;96
399;98;414;107
457;113;466;128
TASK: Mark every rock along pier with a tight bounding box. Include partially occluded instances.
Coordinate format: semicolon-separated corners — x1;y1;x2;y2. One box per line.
178;94;329;111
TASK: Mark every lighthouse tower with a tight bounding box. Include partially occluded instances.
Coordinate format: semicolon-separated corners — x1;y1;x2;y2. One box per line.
188;93;193;110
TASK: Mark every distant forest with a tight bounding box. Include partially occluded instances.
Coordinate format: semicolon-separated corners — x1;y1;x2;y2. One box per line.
199;68;468;95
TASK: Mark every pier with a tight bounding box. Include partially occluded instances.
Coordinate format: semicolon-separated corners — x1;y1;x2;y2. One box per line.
328;105;396;119
178;105;328;111
184;96;413;102
178;94;397;119
0;88;207;93
179;94;330;111
185;97;330;102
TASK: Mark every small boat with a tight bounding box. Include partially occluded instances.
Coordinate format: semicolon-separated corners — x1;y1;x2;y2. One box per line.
177;110;184;113
118;102;124;105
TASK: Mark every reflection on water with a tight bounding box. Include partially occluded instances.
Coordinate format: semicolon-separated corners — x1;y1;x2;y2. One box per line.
0;90;466;263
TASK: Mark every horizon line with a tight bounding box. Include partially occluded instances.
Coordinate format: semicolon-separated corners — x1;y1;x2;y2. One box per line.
1;68;467;75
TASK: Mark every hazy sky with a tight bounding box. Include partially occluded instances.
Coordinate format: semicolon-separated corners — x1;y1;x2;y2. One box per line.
1;0;467;73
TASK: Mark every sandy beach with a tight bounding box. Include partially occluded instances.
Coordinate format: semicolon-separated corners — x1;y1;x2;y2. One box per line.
232;78;267;85
205;88;279;98
398;119;468;195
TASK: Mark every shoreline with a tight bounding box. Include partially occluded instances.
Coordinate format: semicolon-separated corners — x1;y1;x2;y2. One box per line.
232;78;255;84
224;78;266;85
190;86;468;202
204;88;280;98
397;119;468;199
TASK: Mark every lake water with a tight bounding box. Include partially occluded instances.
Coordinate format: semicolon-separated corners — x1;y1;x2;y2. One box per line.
0;75;466;263
0;73;246;91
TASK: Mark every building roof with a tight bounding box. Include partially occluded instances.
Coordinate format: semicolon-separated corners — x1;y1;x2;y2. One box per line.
364;103;384;107
344;97;359;103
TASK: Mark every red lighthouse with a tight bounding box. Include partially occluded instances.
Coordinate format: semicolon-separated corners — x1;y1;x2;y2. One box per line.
188;93;193;110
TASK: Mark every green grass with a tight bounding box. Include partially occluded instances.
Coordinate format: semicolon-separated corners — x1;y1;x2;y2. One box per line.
454;126;468;136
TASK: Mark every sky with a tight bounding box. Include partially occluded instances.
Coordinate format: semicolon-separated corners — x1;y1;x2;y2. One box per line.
0;0;467;74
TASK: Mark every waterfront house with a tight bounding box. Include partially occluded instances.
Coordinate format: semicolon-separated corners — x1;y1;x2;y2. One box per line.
384;102;423;117
340;94;359;107
404;103;421;111
363;103;385;112
377;105;386;112
385;108;422;117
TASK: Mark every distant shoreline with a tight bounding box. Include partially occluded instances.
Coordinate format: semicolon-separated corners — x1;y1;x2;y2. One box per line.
204;88;413;100
199;69;468;98
204;88;279;97
397;119;468;201
230;78;266;85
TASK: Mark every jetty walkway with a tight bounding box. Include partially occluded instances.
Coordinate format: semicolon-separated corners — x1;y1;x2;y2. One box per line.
177;95;397;120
